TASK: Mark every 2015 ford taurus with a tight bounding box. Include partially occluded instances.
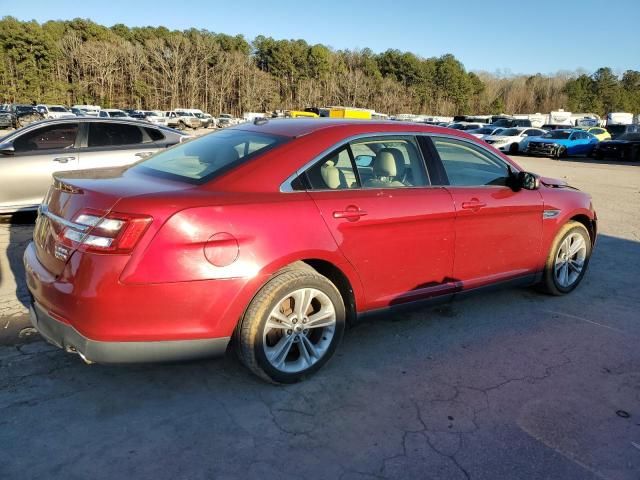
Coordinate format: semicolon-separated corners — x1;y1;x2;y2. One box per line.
24;120;597;383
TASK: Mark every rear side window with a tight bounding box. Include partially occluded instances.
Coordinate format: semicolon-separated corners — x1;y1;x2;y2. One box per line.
306;146;358;190
432;137;510;187
88;123;143;147
13;123;79;153
133;129;285;183
145;127;164;142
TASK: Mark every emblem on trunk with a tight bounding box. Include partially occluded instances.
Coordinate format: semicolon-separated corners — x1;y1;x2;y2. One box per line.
54;244;70;261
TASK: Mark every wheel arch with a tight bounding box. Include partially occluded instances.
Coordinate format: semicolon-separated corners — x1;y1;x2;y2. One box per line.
569;213;597;246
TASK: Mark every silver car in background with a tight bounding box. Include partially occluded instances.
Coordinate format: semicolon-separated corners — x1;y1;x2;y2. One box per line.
0;118;187;213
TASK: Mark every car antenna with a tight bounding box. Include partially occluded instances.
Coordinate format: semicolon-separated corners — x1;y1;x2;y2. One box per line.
254;117;269;126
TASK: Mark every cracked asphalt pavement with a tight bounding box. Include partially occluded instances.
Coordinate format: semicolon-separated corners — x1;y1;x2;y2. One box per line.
1;156;639;479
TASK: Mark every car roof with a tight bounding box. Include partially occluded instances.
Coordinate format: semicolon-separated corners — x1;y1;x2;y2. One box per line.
232;118;457;138
8;117;185;133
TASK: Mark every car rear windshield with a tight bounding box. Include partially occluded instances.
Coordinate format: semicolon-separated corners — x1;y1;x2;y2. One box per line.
133;129;286;183
543;131;571;139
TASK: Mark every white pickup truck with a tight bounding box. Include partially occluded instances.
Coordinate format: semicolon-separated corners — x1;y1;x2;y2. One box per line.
164;110;202;130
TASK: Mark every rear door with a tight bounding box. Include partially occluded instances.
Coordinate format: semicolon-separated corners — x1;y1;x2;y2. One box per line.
427;135;543;289
302;135;456;309
0;122;80;211
79;121;161;169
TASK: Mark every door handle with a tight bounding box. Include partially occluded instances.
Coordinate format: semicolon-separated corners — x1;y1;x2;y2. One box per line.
333;206;368;221
53;156;75;163
135;151;154;158
461;199;487;211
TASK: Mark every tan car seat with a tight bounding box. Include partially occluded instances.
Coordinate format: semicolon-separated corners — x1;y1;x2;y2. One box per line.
364;148;406;187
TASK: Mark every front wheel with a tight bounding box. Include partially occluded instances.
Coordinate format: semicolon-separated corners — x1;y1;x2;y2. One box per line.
554;146;567;159
236;269;346;383
539;221;592;295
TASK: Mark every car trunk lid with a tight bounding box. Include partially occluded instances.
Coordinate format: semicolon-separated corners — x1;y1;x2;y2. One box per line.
33;166;191;277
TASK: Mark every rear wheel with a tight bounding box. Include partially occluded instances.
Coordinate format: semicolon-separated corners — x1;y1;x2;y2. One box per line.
539;221;591;295
236;269;346;383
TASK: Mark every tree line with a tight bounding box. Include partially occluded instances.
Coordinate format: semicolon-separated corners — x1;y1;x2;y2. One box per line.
0;16;638;117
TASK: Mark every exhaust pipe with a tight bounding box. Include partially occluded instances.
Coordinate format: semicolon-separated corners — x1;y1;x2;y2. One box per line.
65;345;94;364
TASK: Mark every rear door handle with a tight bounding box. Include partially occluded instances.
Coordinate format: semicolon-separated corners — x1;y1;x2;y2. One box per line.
135;151;154;158
53;156;75;163
461;199;487;211
333;206;368;221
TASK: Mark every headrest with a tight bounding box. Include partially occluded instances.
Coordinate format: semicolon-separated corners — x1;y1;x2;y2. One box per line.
374;148;405;178
321;161;341;189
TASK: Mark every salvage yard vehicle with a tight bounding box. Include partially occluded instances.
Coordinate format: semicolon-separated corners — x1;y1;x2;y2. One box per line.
484;127;547;154
605;123;639;140
216;113;242;128
165;110;202;130
526;129;598;158
0;104;45;129
591;132;640;161
467;126;505;139
99;109;129;118
579;126;611;142
35;105;76;120
0;118;187;213
71;105;100;116
24;119;597;383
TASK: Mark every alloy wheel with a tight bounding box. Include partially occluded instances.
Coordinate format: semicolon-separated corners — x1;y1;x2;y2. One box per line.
554;232;587;288
262;288;336;373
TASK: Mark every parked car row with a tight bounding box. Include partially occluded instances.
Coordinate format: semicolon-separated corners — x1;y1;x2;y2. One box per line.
0;103;238;132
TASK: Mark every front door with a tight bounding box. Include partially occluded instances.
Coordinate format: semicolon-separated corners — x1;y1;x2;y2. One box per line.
429;136;543;289
303;135;456;309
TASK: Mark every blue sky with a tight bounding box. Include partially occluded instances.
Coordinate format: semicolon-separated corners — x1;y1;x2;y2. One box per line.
2;0;639;75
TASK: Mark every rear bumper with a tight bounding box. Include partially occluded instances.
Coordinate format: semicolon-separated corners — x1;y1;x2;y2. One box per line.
30;301;230;364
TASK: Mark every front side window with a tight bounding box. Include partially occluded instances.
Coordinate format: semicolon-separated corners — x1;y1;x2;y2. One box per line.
432;137;510;187
351;137;429;188
133;129;284;183
13;123;79;153
304;136;429;191
88;123;144;147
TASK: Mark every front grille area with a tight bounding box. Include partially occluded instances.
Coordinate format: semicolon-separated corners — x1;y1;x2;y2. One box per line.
527;142;557;156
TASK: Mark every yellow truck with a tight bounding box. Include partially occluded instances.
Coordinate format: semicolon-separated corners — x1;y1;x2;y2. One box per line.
285;110;319;118
323;107;374;119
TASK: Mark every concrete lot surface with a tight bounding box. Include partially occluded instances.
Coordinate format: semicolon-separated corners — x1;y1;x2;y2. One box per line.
0;155;639;479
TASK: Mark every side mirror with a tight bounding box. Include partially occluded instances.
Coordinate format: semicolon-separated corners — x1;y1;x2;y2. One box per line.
355;155;374;167
0;142;14;155
519;171;540;190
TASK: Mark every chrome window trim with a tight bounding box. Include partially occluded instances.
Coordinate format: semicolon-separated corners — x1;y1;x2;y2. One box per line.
279;131;520;193
39;205;89;232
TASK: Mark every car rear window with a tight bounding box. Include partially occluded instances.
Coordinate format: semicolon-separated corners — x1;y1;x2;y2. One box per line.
133;129;286;183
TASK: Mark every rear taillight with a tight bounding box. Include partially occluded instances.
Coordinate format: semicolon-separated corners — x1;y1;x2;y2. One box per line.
59;209;152;254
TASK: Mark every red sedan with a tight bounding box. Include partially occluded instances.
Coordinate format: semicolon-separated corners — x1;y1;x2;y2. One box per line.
24;120;596;383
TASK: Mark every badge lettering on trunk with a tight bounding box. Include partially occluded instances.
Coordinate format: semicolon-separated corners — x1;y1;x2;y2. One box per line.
54;245;69;261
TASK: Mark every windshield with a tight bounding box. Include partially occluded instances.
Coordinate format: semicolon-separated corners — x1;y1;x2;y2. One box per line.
109;111;127;117
133;129;286;183
543;131;571;139
500;128;520;137
49;106;68;112
474;127;494;134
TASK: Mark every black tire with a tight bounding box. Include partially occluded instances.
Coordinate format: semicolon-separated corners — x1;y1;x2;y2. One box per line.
593;151;603;160
509;143;519;154
236;268;346;383
554;146;567;159
538;221;592;296
177;121;186;131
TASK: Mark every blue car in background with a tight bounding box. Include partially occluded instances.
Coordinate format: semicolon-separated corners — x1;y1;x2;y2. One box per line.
525;129;599;158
